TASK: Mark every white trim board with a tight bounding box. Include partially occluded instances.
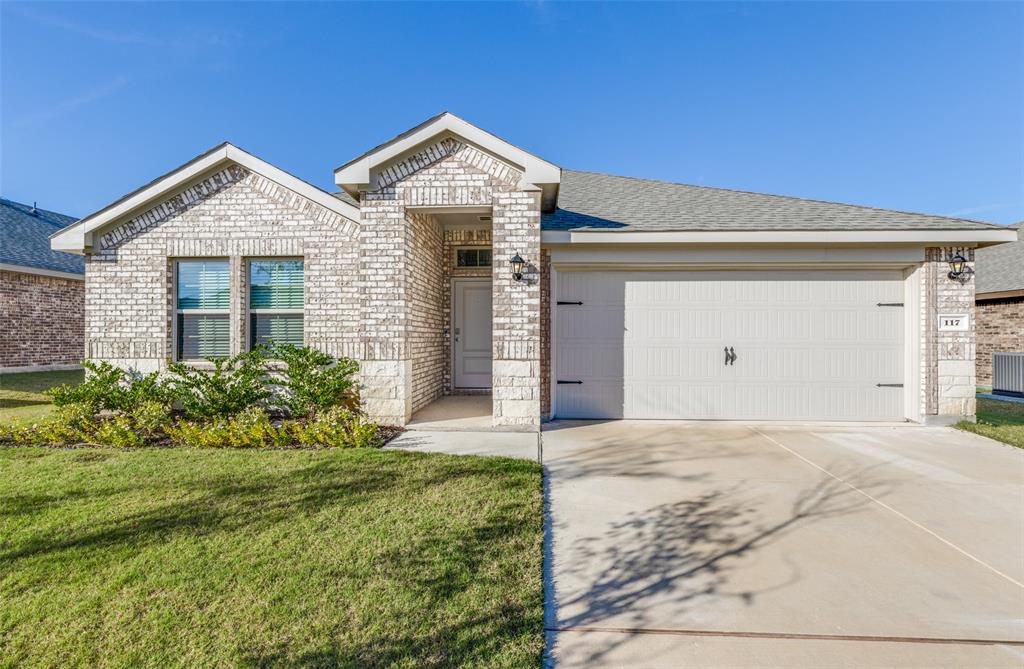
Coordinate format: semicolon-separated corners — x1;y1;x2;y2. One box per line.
51;143;360;254
0;263;84;281
542;228;1017;247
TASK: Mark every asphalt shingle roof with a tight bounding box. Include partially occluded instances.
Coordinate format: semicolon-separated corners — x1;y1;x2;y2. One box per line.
976;222;1024;294
542;170;1004;233
0;198;83;275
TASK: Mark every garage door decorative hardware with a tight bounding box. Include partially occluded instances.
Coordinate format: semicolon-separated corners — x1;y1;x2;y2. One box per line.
544;626;1024;647
876;302;904;307
876;383;904;388
557;380;583;384
724;346;737;365
556;301;583;305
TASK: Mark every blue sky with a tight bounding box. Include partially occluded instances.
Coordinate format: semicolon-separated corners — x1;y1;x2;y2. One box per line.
2;2;1022;224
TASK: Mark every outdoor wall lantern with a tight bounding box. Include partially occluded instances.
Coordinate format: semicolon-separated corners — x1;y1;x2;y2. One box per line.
510;252;526;282
947;253;974;285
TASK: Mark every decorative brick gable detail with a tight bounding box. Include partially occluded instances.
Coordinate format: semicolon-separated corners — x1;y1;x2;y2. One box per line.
0;270;84;369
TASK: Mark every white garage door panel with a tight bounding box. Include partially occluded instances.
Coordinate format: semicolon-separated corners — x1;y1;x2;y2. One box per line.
555;270;905;421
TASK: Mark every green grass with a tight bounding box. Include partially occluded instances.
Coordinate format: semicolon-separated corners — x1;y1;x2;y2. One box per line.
0;448;543;668
955;397;1024;449
0;369;84;425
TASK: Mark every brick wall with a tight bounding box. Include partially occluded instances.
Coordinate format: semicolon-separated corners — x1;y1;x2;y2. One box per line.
976;296;1024;387
357;137;541;428
920;247;976;419
85;165;359;373
0;269;84;369
407;211;445;412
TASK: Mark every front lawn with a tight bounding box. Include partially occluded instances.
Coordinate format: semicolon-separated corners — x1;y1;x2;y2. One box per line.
0;369;84;425
955;397;1024;449
0;448;543;668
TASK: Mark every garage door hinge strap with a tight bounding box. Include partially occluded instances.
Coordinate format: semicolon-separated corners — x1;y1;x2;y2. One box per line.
876;383;904;387
557;301;583;306
876;302;904;307
557;380;583;384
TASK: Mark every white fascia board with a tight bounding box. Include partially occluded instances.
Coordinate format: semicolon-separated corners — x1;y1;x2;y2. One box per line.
51;143;360;254
334;112;561;190
0;263;85;281
541;228;1018;246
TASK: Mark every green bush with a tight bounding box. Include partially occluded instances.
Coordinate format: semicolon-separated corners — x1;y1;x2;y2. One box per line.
0;403;96;446
271;344;359;418
165;407;290;449
288;407;383;449
47;361;172;413
92;415;146;448
166;352;270;419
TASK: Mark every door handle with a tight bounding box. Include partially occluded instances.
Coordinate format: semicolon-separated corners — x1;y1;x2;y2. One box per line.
724;347;736;366
724;347;730;366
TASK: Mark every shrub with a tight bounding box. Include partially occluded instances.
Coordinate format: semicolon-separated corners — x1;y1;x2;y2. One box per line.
166;352;270;419
92;415;146;448
165;407;290;449
0;403;96;446
47;361;172;413
288;407;383;449
271;345;359;418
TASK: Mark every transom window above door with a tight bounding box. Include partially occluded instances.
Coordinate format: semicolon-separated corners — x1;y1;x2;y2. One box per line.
249;259;304;350
456;248;492;268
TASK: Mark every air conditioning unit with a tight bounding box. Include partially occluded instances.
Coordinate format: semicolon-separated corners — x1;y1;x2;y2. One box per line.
993;352;1024;397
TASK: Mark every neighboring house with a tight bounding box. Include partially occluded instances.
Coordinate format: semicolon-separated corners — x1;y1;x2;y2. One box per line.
1;198;84;371
974;222;1024;387
51;113;1017;428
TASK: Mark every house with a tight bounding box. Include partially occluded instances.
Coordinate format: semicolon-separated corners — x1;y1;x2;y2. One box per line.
974;222;1024;387
51;113;1017;428
1;198;84;371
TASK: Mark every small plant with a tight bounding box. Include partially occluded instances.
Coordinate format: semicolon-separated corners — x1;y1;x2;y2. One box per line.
93;415;146;448
165;407;290;449
166;351;270;419
271;345;359;418
1;403;97;446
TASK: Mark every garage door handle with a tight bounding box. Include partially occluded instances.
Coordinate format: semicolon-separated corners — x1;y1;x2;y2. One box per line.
557;380;583;384
725;346;736;366
876;383;904;388
557;301;583;306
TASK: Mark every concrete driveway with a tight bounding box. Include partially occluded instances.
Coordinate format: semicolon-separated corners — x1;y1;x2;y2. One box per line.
542;422;1024;668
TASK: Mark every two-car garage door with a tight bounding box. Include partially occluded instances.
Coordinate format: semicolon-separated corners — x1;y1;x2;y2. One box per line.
554;270;905;421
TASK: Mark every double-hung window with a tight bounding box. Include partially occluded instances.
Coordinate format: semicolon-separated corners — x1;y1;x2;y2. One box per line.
175;260;230;360
249;259;304;350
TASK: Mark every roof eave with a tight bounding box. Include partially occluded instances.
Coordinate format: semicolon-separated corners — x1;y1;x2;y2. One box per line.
541;228;1020;246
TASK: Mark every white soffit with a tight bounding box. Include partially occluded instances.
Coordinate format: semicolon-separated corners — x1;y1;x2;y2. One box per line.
51;143;360;254
334;112;561;199
540;228;1019;246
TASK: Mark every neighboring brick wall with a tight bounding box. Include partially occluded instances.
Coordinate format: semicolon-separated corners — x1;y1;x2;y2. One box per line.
976;296;1024;386
920;247;976;419
85;165;359;373
0;269;84;368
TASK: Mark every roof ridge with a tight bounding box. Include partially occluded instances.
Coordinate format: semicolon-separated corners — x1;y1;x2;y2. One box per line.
561;168;1004;229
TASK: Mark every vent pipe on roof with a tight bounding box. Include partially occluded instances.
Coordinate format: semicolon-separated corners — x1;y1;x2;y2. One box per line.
29;202;38;215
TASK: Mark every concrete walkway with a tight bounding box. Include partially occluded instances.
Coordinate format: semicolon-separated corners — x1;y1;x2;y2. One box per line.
385;428;539;460
542;421;1024;668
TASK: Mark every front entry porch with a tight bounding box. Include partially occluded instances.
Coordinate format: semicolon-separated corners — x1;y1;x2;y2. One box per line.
408;394;493;431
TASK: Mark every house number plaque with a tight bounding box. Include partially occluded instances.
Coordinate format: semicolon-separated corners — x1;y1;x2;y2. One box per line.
937;314;969;332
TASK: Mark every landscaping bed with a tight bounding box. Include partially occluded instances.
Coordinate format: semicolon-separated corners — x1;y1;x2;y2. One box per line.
0;347;394;450
0;447;544;668
955;397;1024;449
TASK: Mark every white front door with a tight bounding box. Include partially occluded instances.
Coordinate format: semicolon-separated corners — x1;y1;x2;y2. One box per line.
555;270;905;421
454;280;493;388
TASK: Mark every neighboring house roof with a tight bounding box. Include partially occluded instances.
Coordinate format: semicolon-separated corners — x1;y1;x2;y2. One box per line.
0;198;83;275
542;170;1005;233
976;222;1024;296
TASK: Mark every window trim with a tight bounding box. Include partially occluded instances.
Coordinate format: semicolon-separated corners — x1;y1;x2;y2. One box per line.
173;258;231;362
455;247;492;268
246;257;305;352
